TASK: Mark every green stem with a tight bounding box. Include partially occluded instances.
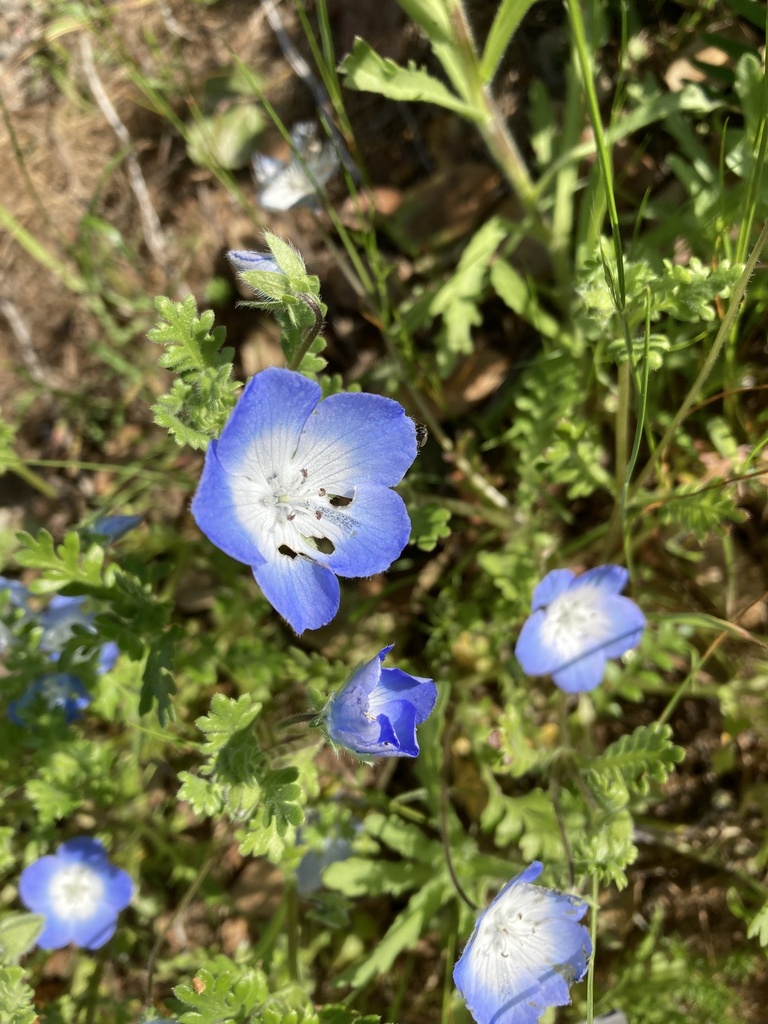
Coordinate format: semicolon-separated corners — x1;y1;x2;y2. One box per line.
286;295;325;372
634;220;768;492
448;1;543;226
586;872;599;1024
6;459;58;499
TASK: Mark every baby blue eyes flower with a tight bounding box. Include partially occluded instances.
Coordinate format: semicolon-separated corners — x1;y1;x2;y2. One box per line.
325;645;437;758
19;837;133;950
9;673;91;726
191;368;417;634
515;565;646;693
253;121;339;211
453;862;591;1024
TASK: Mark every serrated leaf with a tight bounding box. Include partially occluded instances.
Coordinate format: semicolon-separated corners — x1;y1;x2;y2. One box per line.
0;967;37;1024
340;38;476;118
585;724;684;802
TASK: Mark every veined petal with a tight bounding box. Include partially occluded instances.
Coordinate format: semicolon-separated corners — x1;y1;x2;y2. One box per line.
191;442;267;569
575;565;629;595
598;595;646;659
551;649;608;693
215;368;321;477
253;551;339;634
373;667;437;723
18;855;59;911
296;392;417;490
531;570;575;611
321;484;411;578
514;611;560;676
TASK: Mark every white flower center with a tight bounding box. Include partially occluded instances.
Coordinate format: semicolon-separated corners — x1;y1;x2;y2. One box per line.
233;458;355;562
41;677;74;708
49;863;105;919
470;884;553;967
539;584;611;661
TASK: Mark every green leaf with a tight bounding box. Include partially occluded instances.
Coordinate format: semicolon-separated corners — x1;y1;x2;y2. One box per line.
337;876;448;987
0;967;37;1023
264;231;308;280
340;38;476;118
585;724;684;803
324;857;433;898
747;898;768;947
15;529;104;594
395;0;452;41
0;915;44;963
409;503;452;552
186;103;265;169
141;624;180;724
175;960;269;1024
480;0;540;83
490;259;560;339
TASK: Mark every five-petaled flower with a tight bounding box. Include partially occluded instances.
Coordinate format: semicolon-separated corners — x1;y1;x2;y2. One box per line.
19;836;133;950
515;566;645;693
325;645;437;758
9;673;91;726
191;368;417;633
453;861;591;1024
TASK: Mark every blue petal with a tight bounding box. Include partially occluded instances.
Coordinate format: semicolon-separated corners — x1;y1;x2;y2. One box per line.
98;642;119;675
574;565;629;595
531;570;575;610
37;916;76;950
58;836;108;863
70;906;119;950
89;515;142;542
227;250;281;275
214;368;321;476
598;596;646;659
253;551;339;634
552;649;608;692
379;700;419;756
191;441;267;569
514;611;560;676
374;668;437;724
295;391;417;491
322;484;411;577
18;855;59;914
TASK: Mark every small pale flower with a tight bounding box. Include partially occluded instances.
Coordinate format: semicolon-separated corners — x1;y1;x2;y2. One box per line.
40;595;119;675
253;121;339;211
191;368;417;633
227;249;282;276
19;837;133;950
515;566;646;693
325;645;437;758
9;673;91;726
453;862;591;1024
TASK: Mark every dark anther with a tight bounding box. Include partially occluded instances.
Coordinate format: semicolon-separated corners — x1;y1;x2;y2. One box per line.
318;487;326;496
329;494;352;508
278;544;298;559
315;509;323;519
301;468;308;478
287;512;296;521
315;537;335;555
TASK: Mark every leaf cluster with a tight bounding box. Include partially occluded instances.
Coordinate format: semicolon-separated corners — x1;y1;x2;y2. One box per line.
177;694;305;862
148;294;240;449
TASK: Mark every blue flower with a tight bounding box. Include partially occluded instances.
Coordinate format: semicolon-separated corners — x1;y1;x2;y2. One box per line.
453;862;591;1024
325;645;437;757
88;514;142;542
19;836;133;950
40;596;118;675
9;673;91;725
253;121;339;211
191;368;417;633
515;566;646;693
